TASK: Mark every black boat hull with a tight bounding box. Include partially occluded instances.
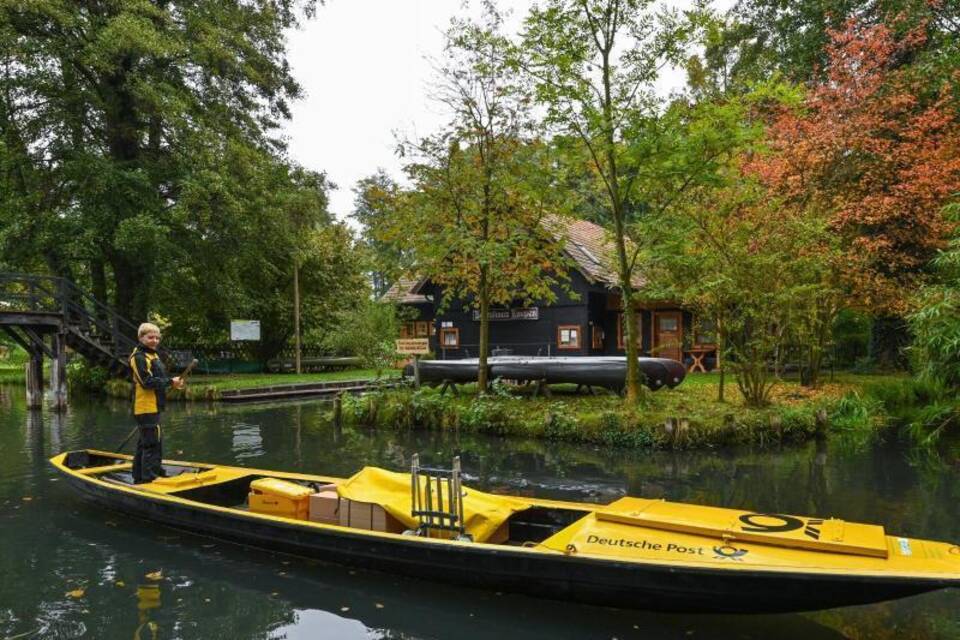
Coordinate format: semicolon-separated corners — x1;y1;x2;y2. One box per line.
405;357;685;392
61;472;945;614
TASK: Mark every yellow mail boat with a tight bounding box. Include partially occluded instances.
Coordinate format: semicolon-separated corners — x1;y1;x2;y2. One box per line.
51;449;960;613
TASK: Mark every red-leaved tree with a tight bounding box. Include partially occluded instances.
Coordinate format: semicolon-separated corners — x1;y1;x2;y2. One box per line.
748;18;960;317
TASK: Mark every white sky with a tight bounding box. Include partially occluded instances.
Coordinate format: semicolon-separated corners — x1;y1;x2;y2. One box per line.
281;1;732;223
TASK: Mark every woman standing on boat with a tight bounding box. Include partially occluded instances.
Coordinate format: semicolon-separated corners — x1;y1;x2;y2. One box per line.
130;323;184;484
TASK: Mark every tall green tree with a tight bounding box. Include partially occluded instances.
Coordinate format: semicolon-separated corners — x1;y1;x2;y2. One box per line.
352;170;408;297
0;0;315;323
153;152;366;360
519;0;698;403
389;7;570;392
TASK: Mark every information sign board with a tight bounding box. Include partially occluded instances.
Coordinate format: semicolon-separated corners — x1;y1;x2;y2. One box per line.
230;320;261;341
395;338;430;355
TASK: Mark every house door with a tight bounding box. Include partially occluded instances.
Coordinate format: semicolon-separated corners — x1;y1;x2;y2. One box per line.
653;312;683;362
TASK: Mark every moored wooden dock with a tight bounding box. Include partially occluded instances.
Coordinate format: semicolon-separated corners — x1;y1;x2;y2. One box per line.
218;379;398;403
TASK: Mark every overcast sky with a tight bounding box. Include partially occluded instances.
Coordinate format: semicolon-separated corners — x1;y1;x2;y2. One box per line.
280;1;732;223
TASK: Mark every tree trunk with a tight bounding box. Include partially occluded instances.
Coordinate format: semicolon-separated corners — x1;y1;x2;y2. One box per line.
103;58;148;330
112;255;147;329
477;265;490;393
870;315;909;370
598;34;641;404
717;317;725;402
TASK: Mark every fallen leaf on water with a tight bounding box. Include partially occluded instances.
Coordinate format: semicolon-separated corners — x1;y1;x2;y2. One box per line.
105;521;118;527
145;570;163;581
375;603;384;609
340;606;350;612
22;497;32;502
204;598;211;603
115;581;125;588
66;588;85;598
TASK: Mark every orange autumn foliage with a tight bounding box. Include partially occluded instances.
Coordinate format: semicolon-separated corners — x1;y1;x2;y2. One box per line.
747;18;960;315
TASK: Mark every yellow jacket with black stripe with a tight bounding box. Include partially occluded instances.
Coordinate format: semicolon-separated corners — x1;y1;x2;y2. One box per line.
130;345;172;415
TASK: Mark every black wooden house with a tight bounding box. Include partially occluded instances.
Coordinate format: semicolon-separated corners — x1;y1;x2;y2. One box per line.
383;218;718;371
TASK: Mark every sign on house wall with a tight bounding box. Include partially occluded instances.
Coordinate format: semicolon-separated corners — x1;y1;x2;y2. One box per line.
395;339;430;355
471;307;539;322
230;320;261;341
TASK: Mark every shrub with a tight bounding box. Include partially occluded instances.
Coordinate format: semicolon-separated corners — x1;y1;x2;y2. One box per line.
829;392;885;433
543;403;579;440
67;360;110;393
460;397;515;434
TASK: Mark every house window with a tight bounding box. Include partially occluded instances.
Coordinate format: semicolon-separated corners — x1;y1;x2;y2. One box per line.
401;321;432;339
440;328;460;348
557;325;582;350
617;314;642;350
591;325;604;350
694;317;716;346
658;316;679;332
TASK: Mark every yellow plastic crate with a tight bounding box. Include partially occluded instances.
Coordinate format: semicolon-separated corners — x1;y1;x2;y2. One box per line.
248;477;313;520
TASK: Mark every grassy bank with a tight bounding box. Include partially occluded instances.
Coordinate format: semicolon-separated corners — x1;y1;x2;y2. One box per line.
103;368;400;401
338;372;897;449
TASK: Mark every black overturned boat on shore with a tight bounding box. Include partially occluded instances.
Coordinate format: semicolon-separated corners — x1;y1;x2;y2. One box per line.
404;356;686;391
51;450;960;613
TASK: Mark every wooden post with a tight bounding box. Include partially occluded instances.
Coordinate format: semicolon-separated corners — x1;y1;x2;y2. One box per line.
770;414;783;440
50;331;68;411
533;378;551;398
663;418;675;447
678;417;689;447
815;408;829;437
25;350;43;409
413;354;421;390
332;392;343;431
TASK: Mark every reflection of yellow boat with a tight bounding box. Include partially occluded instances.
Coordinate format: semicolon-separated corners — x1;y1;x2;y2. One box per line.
50;449;960;613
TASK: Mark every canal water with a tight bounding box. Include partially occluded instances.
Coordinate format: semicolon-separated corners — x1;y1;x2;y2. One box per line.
1;385;958;639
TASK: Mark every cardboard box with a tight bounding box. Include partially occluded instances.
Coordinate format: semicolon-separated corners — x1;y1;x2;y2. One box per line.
308;490;340;525
248;477;313;520
338;497;405;533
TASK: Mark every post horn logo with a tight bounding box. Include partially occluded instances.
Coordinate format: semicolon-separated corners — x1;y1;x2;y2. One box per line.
713;544;749;561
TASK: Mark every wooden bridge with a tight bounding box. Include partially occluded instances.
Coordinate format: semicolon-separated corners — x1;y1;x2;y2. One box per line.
0;273;141;409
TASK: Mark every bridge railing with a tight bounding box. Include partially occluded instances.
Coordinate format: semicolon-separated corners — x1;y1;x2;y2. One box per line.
0;273;143;362
0;273;63;313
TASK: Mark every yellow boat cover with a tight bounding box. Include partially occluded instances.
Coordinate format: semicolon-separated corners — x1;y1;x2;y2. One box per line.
593;497;888;558
539;511;960;578
337;466;531;542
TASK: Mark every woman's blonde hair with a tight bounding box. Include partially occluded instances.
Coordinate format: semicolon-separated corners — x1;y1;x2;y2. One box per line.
138;322;161;338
